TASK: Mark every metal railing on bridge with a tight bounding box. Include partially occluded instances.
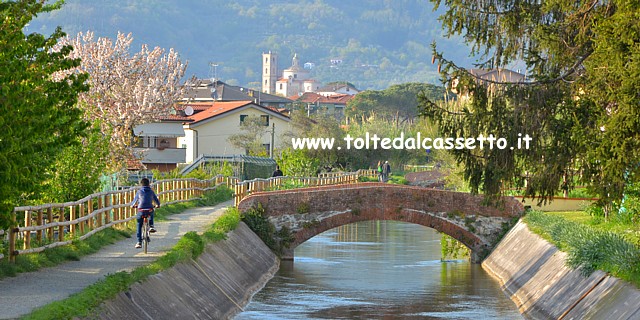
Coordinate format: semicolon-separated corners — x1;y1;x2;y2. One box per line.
2;169;377;263
233;169;377;207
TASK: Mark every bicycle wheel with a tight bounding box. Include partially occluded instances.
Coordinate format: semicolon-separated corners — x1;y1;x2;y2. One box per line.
143;217;149;254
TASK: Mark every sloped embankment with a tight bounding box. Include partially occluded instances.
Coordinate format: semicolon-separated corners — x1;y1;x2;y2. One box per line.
90;223;279;320
483;220;640;319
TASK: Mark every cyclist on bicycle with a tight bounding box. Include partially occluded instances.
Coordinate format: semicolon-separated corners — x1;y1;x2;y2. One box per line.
131;177;160;248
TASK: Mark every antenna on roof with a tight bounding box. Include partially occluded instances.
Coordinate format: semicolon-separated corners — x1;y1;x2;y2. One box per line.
208;62;219;83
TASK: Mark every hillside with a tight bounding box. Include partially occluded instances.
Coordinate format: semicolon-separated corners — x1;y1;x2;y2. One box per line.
29;0;473;90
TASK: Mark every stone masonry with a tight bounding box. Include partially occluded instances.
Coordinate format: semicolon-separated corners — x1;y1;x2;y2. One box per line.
238;182;524;263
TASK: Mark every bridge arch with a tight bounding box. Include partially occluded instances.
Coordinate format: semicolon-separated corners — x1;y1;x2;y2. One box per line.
238;183;524;263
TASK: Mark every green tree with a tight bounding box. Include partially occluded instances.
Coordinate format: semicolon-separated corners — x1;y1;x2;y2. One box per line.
228;116;270;156
41;124;110;202
0;0;89;229
421;0;639;212
347;83;446;121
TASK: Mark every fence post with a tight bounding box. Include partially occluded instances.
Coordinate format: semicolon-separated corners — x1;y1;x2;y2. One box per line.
47;207;53;242
97;195;103;228
79;203;85;235
36;209;43;243
105;194;111;225
58;207;65;242
70;205;76;236
23;211;31;250
87;198;94;230
116;193;122;223
9;212;16;262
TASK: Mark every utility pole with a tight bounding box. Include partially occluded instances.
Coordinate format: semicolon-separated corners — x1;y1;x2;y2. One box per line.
270;123;275;158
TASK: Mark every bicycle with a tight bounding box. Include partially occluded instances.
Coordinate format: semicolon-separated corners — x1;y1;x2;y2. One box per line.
138;208;154;254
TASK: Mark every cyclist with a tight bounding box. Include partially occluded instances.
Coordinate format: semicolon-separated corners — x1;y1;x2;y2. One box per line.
131;177;160;248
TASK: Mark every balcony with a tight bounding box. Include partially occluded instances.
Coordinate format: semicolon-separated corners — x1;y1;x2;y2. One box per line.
133;147;186;164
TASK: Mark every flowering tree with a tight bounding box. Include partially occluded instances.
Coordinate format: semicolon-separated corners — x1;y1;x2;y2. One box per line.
57;31;187;165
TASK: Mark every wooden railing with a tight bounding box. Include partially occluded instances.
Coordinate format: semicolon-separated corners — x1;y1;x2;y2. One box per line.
2;169;377;263
5;175;232;263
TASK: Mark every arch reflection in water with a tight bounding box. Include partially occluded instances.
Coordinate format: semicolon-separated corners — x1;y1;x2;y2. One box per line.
236;220;521;319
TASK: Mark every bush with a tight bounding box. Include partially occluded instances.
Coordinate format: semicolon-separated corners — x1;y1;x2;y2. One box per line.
524;210;640;284
241;203;292;256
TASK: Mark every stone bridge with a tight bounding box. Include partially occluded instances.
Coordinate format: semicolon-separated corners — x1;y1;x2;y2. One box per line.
238;183;525;262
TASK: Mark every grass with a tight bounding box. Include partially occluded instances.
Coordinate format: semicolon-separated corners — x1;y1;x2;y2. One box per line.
550;210;640;246
0;186;233;281
22;205;240;320
358;173;409;185
524;210;640;288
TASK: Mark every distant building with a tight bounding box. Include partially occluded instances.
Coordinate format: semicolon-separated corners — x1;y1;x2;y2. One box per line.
274;53;319;97
316;82;360;97
293;92;354;119
183;79;292;111
451;68;526;100
262;51;278;95
181;101;291;161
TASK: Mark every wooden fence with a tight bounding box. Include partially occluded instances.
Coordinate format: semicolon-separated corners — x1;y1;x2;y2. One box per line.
4;175;231;263
2;169;377;263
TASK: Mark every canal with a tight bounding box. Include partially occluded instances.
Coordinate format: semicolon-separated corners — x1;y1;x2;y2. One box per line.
236;220;522;319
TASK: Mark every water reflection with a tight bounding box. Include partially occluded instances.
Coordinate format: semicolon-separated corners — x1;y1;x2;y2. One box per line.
236;221;521;319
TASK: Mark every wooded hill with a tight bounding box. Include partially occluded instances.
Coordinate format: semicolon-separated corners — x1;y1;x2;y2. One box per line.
30;0;472;90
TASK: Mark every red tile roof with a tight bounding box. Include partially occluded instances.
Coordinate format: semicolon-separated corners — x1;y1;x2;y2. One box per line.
188;101;253;123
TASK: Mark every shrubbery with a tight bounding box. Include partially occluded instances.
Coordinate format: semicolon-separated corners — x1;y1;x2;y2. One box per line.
524;211;640;285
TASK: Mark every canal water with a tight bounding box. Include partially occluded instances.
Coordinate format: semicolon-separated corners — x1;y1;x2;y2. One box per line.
236;221;522;319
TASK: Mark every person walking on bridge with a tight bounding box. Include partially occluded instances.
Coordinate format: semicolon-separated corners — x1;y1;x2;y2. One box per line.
131;178;160;248
382;161;391;182
272;165;283;177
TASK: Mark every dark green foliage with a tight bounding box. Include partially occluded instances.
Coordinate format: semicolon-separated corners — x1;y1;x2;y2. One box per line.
0;0;89;229
296;202;310;214
241;203;292;256
40;124;111;203
440;233;470;261
525;211;640;285
346;83;446;120
423;0;640;211
301;219;320;229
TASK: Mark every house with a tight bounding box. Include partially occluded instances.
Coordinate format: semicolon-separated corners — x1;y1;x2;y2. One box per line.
131;99;291;171
131;114;188;172
182;79;293;111
180;101;291;163
293;92;354;118
451;68;526;99
316;82;360;97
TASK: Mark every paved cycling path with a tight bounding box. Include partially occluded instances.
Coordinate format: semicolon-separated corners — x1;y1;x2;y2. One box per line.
0;200;233;320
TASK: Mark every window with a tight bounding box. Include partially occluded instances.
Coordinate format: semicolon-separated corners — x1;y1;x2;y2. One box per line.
240;114;248;124
261;115;269;126
265;68;268;74
264;79;267;85
265;57;268;63
263;143;270;154
279;83;283;90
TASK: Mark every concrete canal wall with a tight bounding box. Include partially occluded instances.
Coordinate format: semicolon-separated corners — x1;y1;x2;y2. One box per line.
90;222;279;320
483;220;640;320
